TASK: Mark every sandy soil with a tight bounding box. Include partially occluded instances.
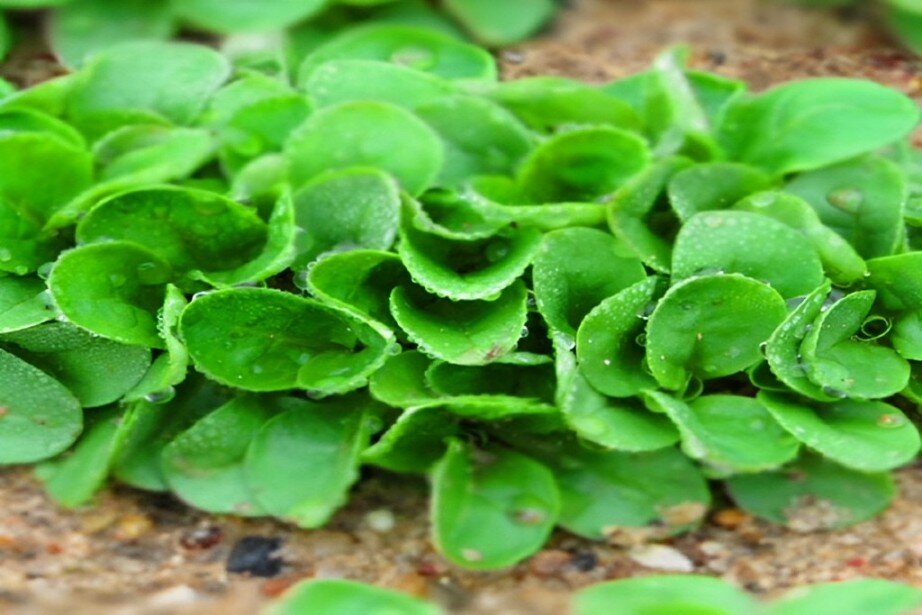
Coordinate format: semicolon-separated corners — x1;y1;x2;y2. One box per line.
2;1;922;613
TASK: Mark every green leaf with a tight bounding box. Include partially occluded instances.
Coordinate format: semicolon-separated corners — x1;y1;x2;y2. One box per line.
431;440;559;570
727;453;895;530
576;277;661;398
644;392;799;474
297;24;496;84
733;191;867;286
285;100;443;196
671;210;825;298
305;249;410;330
764;280;836;401
892;311;922;360
785;155;906;259
113;376;231;491
486;77;641;133
667;162;772;221
546;444;710;540
181;288;394;394
607;156;691;272
866;252;922;311
174;0;326;32
718;78;919;175
162;395;280;515
303;59;456;110
645;273;787;389
40;406;124;508
800;290;910;399
292;167;400;268
557;343;678;451
389;282;527;365
66;41;230;138
574;576;757;615
765;579;922;615
398;220;540;301
533;228;646;337
0;348;82;464
48;241;172;348
416;94;533;186
1;322;151;408
77;187;268;284
0;275;55;334
517;126;651;203
442;0;556;46
758;392;919;472
123;284;189;402
266;579;443;615
50;0;174;69
244;395;375;527
368;350;440;408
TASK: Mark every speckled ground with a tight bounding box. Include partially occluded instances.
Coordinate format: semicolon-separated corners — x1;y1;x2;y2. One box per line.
2;1;922;613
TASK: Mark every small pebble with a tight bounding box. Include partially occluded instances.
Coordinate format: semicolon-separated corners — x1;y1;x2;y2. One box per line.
713;508;749;530
114;513;153;541
226;536;284;577
180;525;223;550
629;544;694;572
146;585;199;609
365;509;396;533
569;550;598;572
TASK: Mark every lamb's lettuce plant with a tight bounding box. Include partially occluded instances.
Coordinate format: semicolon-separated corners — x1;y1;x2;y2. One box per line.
0;28;921;577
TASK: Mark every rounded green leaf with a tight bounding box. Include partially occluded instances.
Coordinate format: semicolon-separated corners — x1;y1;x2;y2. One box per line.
443;0;556;46
644;392;800;474
786;156;906;259
646;273;787;389
244;396;374;528
672;210;825;298
303;59;456;110
67;41;230;137
398;221;541;301
548;445;710;540
175;0;326;32
292;167;400;268
892;311;922;360
389;282;527;365
533;228;646;337
727;454;895;530
0;275;55;334
2;322;150;408
576;277;661;397
266;579;442;615
162;396;278;516
416;94;533;186
517;126;651;203
758;392;920;472
800;290;910;399
0;348;82;464
297;24;496;84
668;162;772;221
431;441;559;570
575;576;757;615
866;252;922;311
718;78;920;175
180;288;393;394
557;345;678;451
285;100;443;196
765;579;922;615
48;241;172;348
77;187;268;279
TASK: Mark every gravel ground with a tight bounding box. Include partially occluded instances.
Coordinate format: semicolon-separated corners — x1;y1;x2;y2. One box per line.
2;1;922;613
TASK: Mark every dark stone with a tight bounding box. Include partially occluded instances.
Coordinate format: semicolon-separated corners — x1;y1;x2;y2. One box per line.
569;550;598;572
225;536;283;577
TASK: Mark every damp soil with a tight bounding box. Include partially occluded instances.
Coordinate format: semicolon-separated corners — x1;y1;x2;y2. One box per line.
3;1;922;613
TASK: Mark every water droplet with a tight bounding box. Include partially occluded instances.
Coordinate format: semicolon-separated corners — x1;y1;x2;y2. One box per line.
877;413;906;429
137;261;170;286
749;193;776;208
519;326;529;339
293;269;310;290
390;45;435;70
821;385;847;399
251;364;265;375
634;333;647;347
826;187;863;213
0;248;11;262
144;386;176;405
485;239;509;263
36;262;54;279
758;341;768;357
109;273;127;288
460;548;483;562
602;358;612;366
